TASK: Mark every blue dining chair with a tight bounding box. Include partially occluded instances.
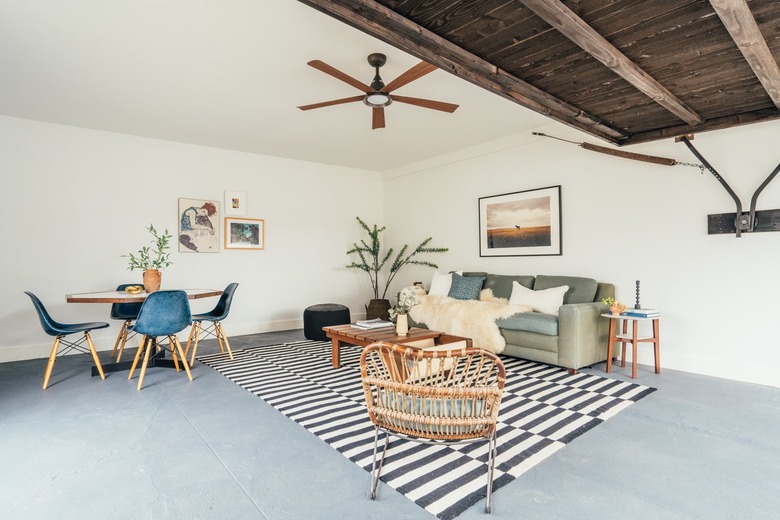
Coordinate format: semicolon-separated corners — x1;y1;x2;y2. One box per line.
184;282;238;365
127;290;193;390
24;291;108;389
109;283;143;362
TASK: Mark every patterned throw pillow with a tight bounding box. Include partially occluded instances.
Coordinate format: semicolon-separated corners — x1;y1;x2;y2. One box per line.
447;273;485;300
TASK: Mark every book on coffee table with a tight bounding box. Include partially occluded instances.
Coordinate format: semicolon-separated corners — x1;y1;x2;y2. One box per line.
353;318;394;330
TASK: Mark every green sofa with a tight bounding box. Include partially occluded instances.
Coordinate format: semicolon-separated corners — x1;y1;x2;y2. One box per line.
413;272;615;373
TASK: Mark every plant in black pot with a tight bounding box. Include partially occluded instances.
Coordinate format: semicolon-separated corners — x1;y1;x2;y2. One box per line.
346;216;447;320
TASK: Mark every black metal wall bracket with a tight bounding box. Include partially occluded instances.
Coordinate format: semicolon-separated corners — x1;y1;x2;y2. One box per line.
678;135;780;237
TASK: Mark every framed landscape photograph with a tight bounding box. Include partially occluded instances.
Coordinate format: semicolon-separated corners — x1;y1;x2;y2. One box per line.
224;217;264;250
178;198;220;253
478;185;562;257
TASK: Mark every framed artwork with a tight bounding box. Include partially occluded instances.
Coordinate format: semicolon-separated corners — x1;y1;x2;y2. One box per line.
478;185;562;257
224;190;246;216
224;217;264;250
178;198;220;253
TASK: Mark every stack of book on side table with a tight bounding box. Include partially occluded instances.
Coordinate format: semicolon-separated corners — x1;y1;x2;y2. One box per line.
620;308;660;318
353;318;394;330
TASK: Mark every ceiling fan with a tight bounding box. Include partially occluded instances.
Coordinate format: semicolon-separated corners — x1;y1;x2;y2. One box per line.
297;53;459;130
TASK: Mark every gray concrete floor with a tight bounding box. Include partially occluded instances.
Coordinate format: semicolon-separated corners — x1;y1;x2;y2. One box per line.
1;330;778;520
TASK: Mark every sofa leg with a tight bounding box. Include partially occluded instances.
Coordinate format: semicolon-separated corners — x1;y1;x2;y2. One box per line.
567;368;579;375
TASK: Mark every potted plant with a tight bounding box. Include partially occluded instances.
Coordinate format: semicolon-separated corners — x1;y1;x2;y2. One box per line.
388;285;425;335
124;224;173;293
347;217;447;320
601;297;626;315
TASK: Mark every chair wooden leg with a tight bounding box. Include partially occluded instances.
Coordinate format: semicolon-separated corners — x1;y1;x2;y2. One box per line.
116;321;132;362
184;322;198;357
129;336;147;380
173;337;193;381
85;332;105;381
217;322;234;360
188;322;202;366
42;337;61;390
169;336;181;372
137;338;154;390
110;322;127;358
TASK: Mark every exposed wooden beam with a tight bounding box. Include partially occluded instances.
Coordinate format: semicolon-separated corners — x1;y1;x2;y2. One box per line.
518;0;705;126
620;108;780;146
296;0;627;142
710;0;780;109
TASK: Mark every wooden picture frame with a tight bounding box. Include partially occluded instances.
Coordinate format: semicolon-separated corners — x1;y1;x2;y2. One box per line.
478;185;562;257
224;217;264;250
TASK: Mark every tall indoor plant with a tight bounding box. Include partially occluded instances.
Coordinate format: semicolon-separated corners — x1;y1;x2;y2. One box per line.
346;216;447;320
124;224;173;293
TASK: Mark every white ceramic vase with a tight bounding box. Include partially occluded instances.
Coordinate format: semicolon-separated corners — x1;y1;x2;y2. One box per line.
395;313;409;336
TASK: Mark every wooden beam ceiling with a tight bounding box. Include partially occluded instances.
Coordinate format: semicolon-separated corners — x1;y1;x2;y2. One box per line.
710;0;780;109
297;0;627;143
517;0;704;126
297;0;780;146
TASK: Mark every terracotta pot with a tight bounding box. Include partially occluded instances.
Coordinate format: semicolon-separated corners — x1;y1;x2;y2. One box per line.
366;298;391;320
143;269;162;293
610;305;624;315
395;313;409;336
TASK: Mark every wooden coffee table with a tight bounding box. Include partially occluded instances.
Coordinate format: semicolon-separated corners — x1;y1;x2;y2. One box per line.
322;324;472;368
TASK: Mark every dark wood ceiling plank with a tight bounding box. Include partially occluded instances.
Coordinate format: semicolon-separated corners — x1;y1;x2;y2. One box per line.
517;0;705;126
297;0;627;141
710;0;780;108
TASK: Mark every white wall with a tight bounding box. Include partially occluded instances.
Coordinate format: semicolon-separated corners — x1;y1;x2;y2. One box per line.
383;119;780;388
0;116;383;361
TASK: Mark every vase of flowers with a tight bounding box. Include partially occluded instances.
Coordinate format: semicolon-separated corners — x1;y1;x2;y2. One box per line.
124;224;173;293
389;286;425;335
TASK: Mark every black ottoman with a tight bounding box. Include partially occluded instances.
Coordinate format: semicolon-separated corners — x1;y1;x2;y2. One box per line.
303;303;351;341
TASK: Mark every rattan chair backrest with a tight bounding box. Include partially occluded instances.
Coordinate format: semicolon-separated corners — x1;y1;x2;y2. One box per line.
360;341;506;441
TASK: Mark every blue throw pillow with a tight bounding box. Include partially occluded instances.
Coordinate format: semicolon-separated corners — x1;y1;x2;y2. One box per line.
447;273;484;300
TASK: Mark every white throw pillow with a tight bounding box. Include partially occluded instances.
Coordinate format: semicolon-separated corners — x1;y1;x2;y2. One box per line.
509;281;569;315
428;270;462;296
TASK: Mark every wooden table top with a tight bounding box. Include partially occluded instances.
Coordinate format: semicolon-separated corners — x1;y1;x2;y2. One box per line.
323;324;447;344
66;288;222;303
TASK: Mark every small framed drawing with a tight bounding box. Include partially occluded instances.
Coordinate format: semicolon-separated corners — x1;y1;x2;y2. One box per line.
224;190;246;216
478;185;562;257
224;217;264;250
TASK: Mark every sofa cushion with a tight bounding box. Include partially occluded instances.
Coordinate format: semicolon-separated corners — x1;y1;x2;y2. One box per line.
509;281;568;315
497;312;559;336
429;271;456;296
534;275;598;304
483;274;535;300
448;273;485;300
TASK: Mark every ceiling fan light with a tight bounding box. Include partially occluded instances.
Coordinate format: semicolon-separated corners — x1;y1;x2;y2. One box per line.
364;92;392;107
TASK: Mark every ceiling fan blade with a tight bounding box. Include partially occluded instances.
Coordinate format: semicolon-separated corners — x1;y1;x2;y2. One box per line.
384;62;437;93
297;95;364;111
392;95;459;113
307;60;371;93
372;107;386;129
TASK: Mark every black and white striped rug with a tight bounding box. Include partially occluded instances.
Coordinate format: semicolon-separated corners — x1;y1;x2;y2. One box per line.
198;340;655;519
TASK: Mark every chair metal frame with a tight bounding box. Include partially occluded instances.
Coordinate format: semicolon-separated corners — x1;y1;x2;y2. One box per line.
24;291;107;389
127;290;193;390
360;341;506;513
184;282;238;365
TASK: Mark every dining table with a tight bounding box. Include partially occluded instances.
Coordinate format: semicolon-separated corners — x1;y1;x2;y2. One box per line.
66;288;223;376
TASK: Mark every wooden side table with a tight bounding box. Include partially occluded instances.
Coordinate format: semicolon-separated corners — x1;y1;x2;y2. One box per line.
602;313;661;379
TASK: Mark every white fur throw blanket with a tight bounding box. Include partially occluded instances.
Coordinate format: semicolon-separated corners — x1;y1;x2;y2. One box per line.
409;290;532;354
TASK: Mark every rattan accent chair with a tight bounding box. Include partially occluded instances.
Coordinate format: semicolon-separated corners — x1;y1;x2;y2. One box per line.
360;341;506;513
